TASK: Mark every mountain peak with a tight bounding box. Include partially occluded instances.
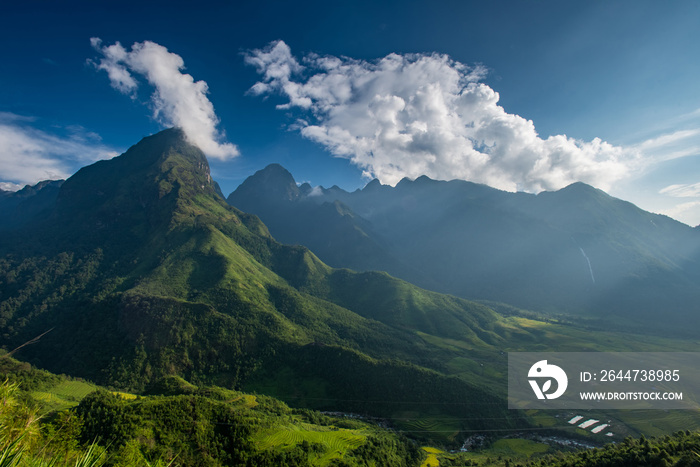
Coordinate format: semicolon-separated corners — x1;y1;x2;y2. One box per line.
363;179;383;192
228;163;300;204
560;181;598;193
47;128;221;243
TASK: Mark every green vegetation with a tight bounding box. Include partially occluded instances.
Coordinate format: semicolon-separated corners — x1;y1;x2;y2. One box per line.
2;327;700;466
0;360;424;467
408;432;700;467
31;380;100;413
227;164;700;332
489;439;549;458
523;432;700;467
2;129;700;465
253;423;366;465
421;447;443;467
0;129;529;436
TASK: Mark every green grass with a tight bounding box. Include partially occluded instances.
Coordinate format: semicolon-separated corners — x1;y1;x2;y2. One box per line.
229;394;258;409
393;412;461;443
611;409;700;438
254;423;366;465
489;438;550;457
421;447;443;467
523;410;558;428
424;438;550;466
31;380;99;413
31;380;139;414
112;391;138;400
502;317;700;352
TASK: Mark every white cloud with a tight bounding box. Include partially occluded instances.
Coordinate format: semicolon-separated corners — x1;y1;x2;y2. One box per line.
0;182;23;191
637;129;700;151
246;41;635;192
91;38;238;160
632;128;700;165
661;201;700;226
660;182;700;198
307;185;323;197
0;115;118;189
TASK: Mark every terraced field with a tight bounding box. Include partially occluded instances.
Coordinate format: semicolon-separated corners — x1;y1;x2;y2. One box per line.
421;446;443;467
31;380;140;413
394;412;461;442
31;380;99;412
489;438;550;457
230;393;258;409
614;409;700;438
254;422;366;465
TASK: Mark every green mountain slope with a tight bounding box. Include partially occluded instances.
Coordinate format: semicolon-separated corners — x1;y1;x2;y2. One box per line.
0;129;527;434
227;164;419;281
228;165;700;331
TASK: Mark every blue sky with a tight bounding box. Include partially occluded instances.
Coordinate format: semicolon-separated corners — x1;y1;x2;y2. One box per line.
1;0;700;225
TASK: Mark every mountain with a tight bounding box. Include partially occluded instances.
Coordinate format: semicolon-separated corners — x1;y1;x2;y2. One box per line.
4;128;700;453
228;165;700;332
0;179;63;230
228;164;430;285
0;128;533;433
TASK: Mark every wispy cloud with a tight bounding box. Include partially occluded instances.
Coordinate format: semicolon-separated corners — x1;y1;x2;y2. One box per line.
0;113;118;189
90;38;238;160
246;40;635;192
633;128;700;164
660;182;700;198
637;129;700;151
653;182;700;226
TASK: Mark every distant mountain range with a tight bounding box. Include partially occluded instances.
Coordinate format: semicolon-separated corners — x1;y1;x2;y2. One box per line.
228;164;700;331
0;179;63;230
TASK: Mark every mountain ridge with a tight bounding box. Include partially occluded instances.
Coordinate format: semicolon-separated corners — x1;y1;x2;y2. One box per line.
228;164;700;330
0;179;64;230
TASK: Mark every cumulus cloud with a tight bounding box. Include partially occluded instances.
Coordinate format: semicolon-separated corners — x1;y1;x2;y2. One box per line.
0;113;118;189
0;182;23;191
90;38;238;160
246;40;634;192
